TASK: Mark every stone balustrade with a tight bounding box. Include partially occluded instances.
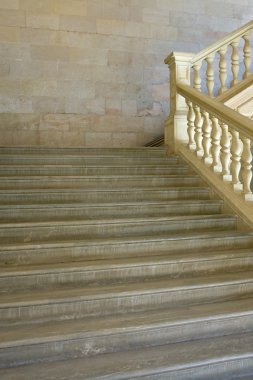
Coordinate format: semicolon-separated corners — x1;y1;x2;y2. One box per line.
177;83;253;202
191;20;253;96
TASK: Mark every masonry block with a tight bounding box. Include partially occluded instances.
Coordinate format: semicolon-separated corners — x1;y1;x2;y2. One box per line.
55;0;87;16
0;9;25;27
0;26;19;42
26;12;59;30
0;0;19;10
59;15;96;33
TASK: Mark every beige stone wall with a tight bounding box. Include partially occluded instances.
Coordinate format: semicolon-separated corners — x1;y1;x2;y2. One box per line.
0;0;252;147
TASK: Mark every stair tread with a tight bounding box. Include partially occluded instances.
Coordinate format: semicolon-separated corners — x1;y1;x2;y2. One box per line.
0;163;185;168
0;199;223;210
2;248;252;277
0;297;253;347
0;145;252;378
0;186;209;194
0;214;236;228
0;332;252;380
1;271;253;306
1;230;251;251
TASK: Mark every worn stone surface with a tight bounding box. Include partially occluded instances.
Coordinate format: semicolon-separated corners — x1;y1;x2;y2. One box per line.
0;1;253;146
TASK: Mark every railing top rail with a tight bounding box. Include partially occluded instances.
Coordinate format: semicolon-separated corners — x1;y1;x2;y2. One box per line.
216;74;253;103
192;20;253;64
177;82;253;141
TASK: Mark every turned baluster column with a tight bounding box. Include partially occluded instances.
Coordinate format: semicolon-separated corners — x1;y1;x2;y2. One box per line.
211;115;221;173
206;53;215;97
243;31;251;79
192;62;203;157
186;100;195;150
220;123;232;181
202;111;212;165
193;61;202;91
230;38;240;87
218;46;227;94
241;136;253;200
230;129;242;192
194;105;203;158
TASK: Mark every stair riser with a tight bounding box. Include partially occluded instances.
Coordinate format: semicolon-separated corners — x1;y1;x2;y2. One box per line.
0;157;177;166
0;167;191;177
0;177;202;190
2;235;253;266
1;281;253;325
0;148;166;157
1;313;252;368
135;359;253;380
0;218;236;243
0;202;222;222
0;189;210;205
2;256;253;292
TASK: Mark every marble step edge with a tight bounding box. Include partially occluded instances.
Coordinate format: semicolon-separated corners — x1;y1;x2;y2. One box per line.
0;173;200;180
0;175;203;188
0;333;253;380
0;332;253;380
0;189;211;204
0;147;167;154
0;214;236;229
2;270;253;307
2;230;251;252
0;298;253;369
0;160;179;166
1;231;252;266
0;154;176;159
0;217;237;245
0;163;187;169
1;249;253;291
0;186;210;195
0;199;223;211
1;272;253;326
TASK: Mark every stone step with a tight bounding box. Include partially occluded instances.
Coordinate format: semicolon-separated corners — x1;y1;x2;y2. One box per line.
0;298;252;368
0;200;223;222
0;174;203;190
0;164;191;176
0;155;178;166
0;187;210;205
1;271;253;325
1;332;252;380
0;147;166;157
0;215;237;244
2;230;252;266
1;248;252;292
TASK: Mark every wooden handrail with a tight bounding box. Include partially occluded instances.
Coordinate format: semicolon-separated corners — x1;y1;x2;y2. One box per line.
192;20;253;64
177;82;253;141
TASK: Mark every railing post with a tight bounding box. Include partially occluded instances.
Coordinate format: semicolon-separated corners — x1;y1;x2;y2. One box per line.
164;52;194;153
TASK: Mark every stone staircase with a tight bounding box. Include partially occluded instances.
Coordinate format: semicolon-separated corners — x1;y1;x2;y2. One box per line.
0;147;253;379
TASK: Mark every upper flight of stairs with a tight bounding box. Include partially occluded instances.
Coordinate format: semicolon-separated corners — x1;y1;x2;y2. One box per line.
0;147;253;380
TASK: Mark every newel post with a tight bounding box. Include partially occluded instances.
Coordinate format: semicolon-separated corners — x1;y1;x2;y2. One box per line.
164;52;194;153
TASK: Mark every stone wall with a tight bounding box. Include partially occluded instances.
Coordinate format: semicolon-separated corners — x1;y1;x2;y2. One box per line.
0;0;252;147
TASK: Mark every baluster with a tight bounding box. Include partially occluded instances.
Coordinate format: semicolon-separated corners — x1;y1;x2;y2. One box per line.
218;46;227;94
230;129;242;192
193;62;202;91
211;115;221;172
186;100;195;150
220;123;232;181
202;110;212;165
205;53;215;97
243;31;251;79
194;104;203;157
241;136;253;200
230;38;240;87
